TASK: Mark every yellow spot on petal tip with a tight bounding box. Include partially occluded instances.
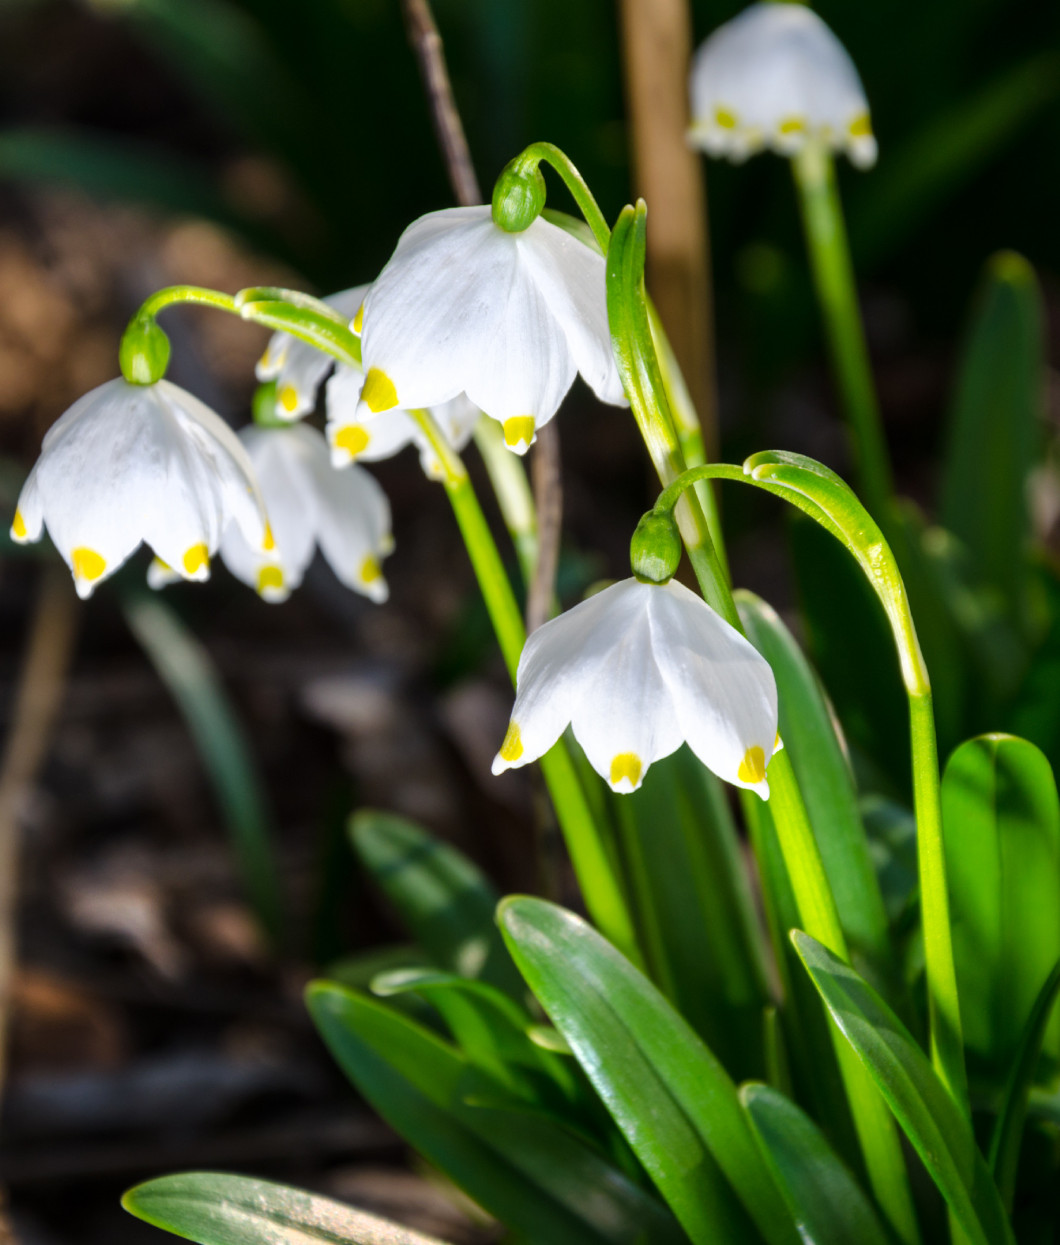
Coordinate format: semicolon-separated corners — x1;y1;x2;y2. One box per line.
849;113;872;138
361;367;398;413
610;753;643;791
352;303;364;334
11;509;27;541
183;543;210;575
738;745;767;785
257;564;285;598
263;523;276;552
499;722;524;763
714;106;738;130
778;115;806;135
278;385;299;415
359;555;382;584
334;425;371;457
71;547;106;582
503;416;536;449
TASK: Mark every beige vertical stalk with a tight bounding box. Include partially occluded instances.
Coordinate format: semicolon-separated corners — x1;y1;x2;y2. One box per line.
618;0;718;456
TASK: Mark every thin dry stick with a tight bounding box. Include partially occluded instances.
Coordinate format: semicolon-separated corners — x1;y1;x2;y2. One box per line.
617;0;719;457
399;0;563;635
0;565;79;1094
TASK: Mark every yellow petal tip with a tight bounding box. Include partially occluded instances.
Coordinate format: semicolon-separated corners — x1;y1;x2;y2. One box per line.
334;425;371;457
499;721;524;763
738;745;767;785
361;367;397;413
610;753;643;791
183;543;210;575
71;547;106;582
503;416;536;450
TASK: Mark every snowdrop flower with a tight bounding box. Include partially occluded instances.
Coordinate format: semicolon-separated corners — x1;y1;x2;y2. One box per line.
492;578;779;796
356;206;626;455
326;366;481;479
689;3;877;169
256;285;369;420
212;422;392;603
11;377;271;599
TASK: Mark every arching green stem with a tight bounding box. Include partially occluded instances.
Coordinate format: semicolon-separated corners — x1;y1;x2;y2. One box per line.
655;456;968;1122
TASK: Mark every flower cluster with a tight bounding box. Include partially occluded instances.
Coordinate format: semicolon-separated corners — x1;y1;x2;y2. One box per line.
12;0;875;800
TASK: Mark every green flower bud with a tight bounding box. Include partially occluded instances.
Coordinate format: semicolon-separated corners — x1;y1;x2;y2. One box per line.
630;510;682;584
492;158;547;233
119;315;171;385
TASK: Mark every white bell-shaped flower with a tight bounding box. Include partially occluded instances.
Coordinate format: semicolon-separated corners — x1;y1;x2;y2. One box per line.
356;205;627;455
326;365;481;479
689;3;876;168
492;577;778;796
215;422;392;603
256;284;369;420
11;377;271;600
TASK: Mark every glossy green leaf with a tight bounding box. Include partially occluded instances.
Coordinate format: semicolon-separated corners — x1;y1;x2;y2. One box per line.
942;735;1060;1080
122;593;282;944
612;746;771;1079
349;811;523;998
793;931;1015;1245
989;960;1060;1210
371;967;581;1110
740;1084;892;1245
307;981;685;1245
940;253;1044;627
122;1171;450;1245
499;896;799;1245
736;590;892;987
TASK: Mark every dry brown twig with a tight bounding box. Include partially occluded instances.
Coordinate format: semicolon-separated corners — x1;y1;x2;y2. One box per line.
399;0;563;636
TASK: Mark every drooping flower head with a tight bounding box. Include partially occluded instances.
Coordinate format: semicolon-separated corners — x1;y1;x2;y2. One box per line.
11;377;272;599
689;3;876;168
492;577;779;796
256;285;369;420
355;206;627;455
211;422;392;603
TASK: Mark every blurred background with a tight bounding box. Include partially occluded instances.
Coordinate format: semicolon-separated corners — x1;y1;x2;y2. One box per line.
0;0;1059;1240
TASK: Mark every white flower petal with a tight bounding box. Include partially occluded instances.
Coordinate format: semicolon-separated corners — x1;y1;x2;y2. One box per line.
689;3;874;167
258;285;370;420
651;579;778;797
325;365;419;467
519;220;627;408
311;458;392;603
360;206;617;439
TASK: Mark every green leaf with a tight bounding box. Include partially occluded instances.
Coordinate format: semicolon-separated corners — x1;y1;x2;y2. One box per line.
122;1171;450;1245
740;1084;892;1245
499;896;799;1245
736;590;893;989
371;967;582;1111
306;981;685;1245
941;735;1060;1081
940;253;1044;629
792;931;1015;1245
611;746;771;1079
122;592;282;944
349;811;523;998
988;960;1060;1210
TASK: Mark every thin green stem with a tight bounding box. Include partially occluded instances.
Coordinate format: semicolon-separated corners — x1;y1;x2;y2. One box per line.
515;141;612;253
473;417;539;590
137;285;239;318
792;144;894;520
408;409;642;968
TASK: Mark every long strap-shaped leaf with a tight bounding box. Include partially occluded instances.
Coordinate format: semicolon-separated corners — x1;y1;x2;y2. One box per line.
123;1172;451;1245
500;896;800;1245
740;1084;892;1245
307;980;686;1245
792;932;1015;1245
